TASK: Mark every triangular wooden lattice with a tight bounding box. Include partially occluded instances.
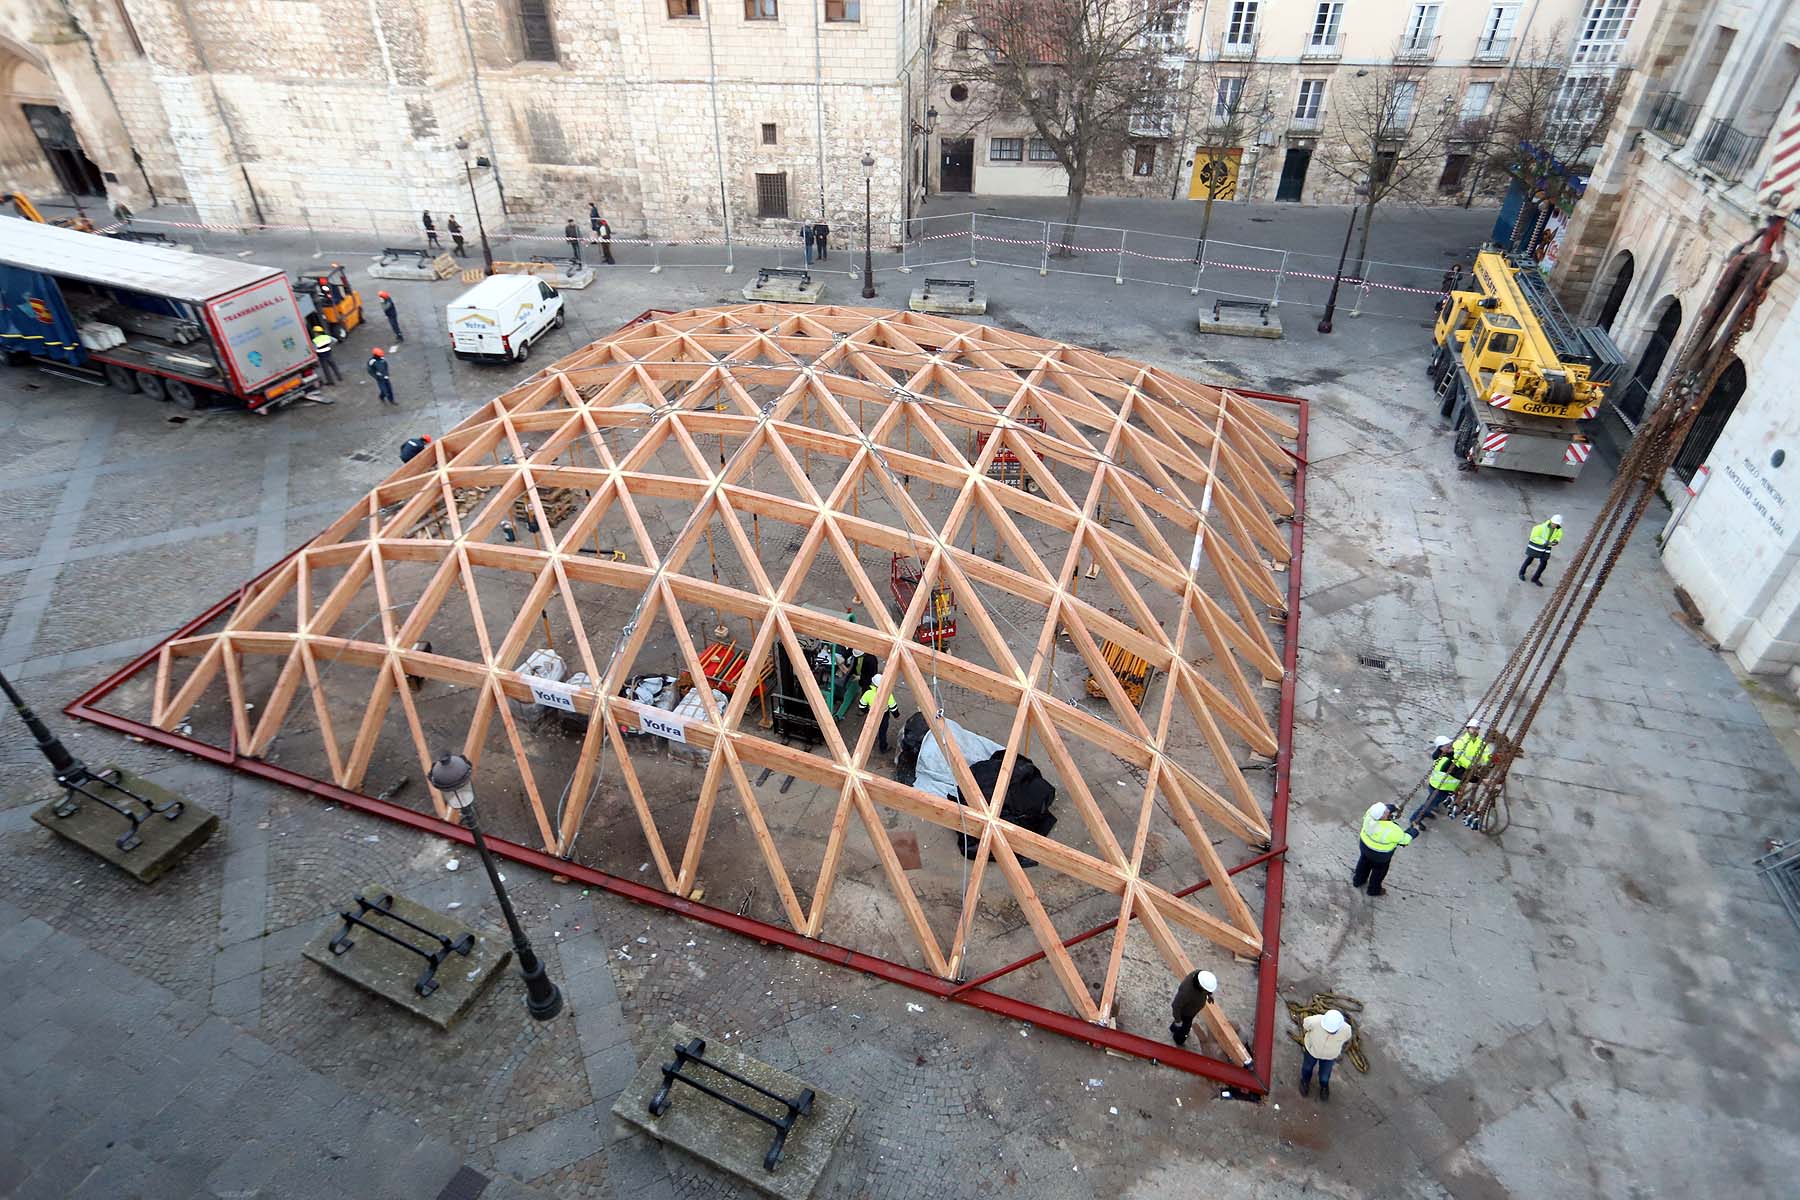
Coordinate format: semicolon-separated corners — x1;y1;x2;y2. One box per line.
146;305;1298;1049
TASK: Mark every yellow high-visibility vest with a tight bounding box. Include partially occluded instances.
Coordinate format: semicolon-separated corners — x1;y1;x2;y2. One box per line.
1360;809;1414;853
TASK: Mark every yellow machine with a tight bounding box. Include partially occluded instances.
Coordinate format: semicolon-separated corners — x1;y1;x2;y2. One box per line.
293;262;363;337
1429;249;1625;478
2;192;95;232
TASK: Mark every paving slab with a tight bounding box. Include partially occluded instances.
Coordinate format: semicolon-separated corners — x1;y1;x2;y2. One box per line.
301;887;511;1029
613;1023;853;1200
29;767;217;883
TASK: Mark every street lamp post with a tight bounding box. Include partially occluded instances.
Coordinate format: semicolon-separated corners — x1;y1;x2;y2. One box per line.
1317;186;1369;335
861;152;877;300
428;753;563;1020
454;138;496;275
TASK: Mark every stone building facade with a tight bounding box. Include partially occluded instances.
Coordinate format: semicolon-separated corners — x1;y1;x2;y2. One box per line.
0;0;928;243
928;0;1653;206
1553;0;1800;679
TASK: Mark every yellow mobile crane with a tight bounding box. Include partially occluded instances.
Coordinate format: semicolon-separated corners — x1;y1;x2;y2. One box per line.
2;192;95;232
1429;249;1626;479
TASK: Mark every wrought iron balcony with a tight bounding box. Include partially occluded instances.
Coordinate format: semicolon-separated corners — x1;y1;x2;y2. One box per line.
1396;33;1440;61
1646;90;1699;146
1473;35;1512;62
1128;111;1177;138
1694;117;1766;183
1289;113;1324;134
1300;37;1342;61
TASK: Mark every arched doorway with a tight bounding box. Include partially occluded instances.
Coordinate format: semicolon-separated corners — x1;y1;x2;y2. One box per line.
1673;357;1747;481
1621;298;1681;425
1596;251;1634;332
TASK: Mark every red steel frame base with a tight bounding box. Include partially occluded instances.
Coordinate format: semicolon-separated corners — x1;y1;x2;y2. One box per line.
61;325;1306;1095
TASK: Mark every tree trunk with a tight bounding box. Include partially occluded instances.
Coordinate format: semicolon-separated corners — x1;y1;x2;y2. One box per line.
1352;194;1377;281
1055;171;1087;257
1195;191;1217;263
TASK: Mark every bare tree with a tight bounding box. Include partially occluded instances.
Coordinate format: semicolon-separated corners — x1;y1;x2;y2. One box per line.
941;0;1179;242
1318;56;1458;274
1463;27;1631;206
1184;36;1278;258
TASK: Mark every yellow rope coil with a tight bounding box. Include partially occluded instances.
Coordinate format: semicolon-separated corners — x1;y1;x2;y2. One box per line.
1285;991;1371;1074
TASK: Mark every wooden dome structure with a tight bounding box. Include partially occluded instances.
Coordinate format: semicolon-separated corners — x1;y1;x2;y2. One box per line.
128;305;1299;1066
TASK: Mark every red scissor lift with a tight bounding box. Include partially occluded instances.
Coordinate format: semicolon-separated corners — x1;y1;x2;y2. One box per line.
971;417;1045;493
890;554;956;646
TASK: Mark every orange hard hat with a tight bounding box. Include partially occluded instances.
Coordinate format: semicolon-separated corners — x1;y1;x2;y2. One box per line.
316;277;328;284
378;290;390;299
371;347;385;357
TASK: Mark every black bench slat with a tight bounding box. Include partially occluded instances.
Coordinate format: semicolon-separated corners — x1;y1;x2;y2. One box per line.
755;267;812;286
1212;298;1270;325
922;277;977;300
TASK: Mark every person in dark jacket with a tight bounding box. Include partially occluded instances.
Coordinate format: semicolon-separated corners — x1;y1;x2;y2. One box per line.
588;202;615;264
422;210;440;251
1169;969;1217;1047
446;214;466;257
812;220;830;261
378;291;404;343
367;346;395;405
802;221;815;266
565;219;582;265
399;434;433;463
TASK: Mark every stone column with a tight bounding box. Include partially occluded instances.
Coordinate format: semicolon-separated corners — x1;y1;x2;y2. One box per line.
27;13;146;212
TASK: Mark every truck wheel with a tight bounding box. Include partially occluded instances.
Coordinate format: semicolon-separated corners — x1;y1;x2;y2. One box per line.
553;309;566;329
165;380;198;410
1425;342;1442;379
137;372;167;402
1453;412;1478;462
514;341;531;363
104;363;140;393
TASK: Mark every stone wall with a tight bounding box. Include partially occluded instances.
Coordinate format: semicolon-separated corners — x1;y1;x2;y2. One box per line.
14;0;911;243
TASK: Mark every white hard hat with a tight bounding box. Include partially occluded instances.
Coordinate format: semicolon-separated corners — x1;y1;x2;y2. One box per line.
1320;1009;1345;1034
1550;513;1563;524
1195;969;1218;992
871;673;883;686
1433;735;1452;748
1465;717;1481;729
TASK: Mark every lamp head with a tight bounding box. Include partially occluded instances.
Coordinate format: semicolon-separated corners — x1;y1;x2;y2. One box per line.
861;152;876;178
454;137;469;151
429;752;476;810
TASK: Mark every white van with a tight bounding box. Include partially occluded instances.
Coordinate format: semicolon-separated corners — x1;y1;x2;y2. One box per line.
447;275;565;363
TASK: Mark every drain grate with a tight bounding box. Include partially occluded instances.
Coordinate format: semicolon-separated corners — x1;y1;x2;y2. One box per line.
1357;654;1389;670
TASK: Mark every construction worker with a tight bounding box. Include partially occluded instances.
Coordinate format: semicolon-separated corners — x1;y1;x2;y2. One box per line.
421;210;440;251
1298;1009;1352;1102
1352;803;1412;896
1168;968;1217;1047
399;434;432;463
311;329;342;385
857;673;899;753
1408;735;1459;829
367;346;395;406
447;214;466;257
378;291;404;343
565;219;582;265
1519;514;1564;586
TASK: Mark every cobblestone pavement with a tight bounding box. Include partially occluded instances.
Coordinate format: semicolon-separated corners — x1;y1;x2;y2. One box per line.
2;196;1799;1197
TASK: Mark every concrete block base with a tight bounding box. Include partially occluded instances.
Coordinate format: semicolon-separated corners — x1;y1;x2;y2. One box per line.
368;252;459;282
613;1023;853;1199
1198;307;1283;338
909;287;988;315
742;278;826;304
492;261;597;289
303;887;511;1029
31;768;218;884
